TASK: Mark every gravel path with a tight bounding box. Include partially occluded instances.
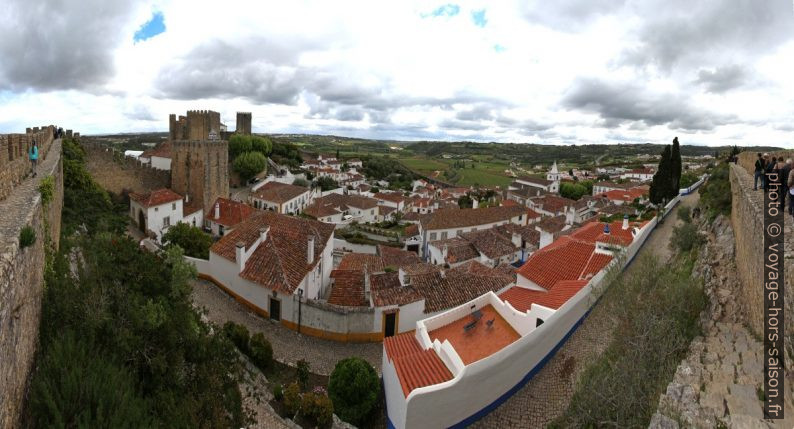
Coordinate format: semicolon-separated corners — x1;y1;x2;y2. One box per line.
473;192;702;428
191;278;383;376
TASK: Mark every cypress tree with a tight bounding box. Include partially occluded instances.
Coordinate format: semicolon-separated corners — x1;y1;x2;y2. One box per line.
670;137;682;197
650;145;672;204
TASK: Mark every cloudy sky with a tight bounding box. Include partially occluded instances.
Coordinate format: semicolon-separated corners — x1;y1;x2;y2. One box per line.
1;0;792;146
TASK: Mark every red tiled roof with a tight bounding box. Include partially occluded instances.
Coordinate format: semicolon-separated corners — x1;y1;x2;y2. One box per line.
423;206;525;230
384;333;453;397
404;224;419;237
500;279;589;312
570;219;646;247
328;270;367;307
337;253;385;272
516;236;612;290
184;200;203;216
374;192;406;204
252;182;309;204
501;199;519;207
371;272;423;307
526;208;542;219
428;238;478;264
378;245;422;267
600;188;647;203
536;215;568;234
210;211;335;294
532;195;576;214
459;229;517;259
129;188;182;208
206;197;256;227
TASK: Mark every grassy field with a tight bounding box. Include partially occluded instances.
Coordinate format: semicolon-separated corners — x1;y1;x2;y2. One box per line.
455;168;513;187
397;157;448;173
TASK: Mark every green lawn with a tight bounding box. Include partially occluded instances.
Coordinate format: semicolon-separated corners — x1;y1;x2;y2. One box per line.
455;168;512;187
397;157;448;174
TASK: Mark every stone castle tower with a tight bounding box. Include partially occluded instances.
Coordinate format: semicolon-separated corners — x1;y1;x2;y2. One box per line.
168;110;228;214
236;112;252;135
171;140;229;214
169;110;222;141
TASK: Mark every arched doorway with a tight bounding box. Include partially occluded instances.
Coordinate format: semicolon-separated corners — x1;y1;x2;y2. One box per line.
138;209;146;233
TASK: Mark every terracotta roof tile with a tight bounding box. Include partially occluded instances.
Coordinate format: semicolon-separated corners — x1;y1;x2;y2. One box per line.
384;333;454;397
252;182;309;204
371;272;423;307
210;211;335;294
140;142;171;159
500;279;589;312
569;219;646;247
459;229;517;259
337;253;385;272
206;197;256;227
423;206;525;230
536;215;568;234
515;236;612;290
328;270;367;307
378;246;422;267
129;188;182;208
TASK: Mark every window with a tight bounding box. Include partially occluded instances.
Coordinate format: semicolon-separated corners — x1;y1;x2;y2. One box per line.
154;207;158;212
441;231;448;240
518;215;523;221
172;203;176;210
429;232;437;240
163;216;171;227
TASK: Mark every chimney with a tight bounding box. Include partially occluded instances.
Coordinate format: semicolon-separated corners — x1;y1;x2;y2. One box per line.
622;214;629;230
185;194;190;203
603;223;611;235
307;236;315;264
259;226;269;243
364;269;371;303
442;244;449;260
539;230;553;249
511;232;522;248
214;202;220;219
235;242;246;272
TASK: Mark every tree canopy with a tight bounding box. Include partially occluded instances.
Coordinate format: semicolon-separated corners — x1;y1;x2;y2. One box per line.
233;151;268;181
162;222;213;259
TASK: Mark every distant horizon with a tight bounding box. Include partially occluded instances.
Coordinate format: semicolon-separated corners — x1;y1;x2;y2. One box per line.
83;129;783;149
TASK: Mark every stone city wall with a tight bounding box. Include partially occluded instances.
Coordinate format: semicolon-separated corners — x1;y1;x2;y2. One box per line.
81;139;171;195
0;127;55;202
0;136;64;429
729;163;794;372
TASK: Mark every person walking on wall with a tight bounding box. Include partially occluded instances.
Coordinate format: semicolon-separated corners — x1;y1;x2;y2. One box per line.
764;155;776;191
29;140;39;177
754;153;764;190
776;158;788;206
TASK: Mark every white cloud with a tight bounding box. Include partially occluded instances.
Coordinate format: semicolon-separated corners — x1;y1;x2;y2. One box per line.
0;0;792;147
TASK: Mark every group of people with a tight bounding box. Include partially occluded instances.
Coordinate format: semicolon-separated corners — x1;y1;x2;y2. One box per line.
27;127;65;178
754;152;794;216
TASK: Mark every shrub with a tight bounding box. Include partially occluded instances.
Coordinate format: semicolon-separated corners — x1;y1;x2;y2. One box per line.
161;223;213;259
296;359;310;390
670;222;704;252
283;382;302;416
39;175;55;205
29;332;152;428
223;322;250;355
249;333;273;370
699;162;731;220
328;357;379;426
272;384;284;402
20;225;36;248
301;391;334;427
677;205;691;223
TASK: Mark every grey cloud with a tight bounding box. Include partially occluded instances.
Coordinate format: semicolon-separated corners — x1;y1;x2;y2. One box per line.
562;77;736;131
437;119;490;131
619;0;793;72
455;105;494;121
694;65;748;93
124;104;157;121
521;0;628;30
0;0;139;91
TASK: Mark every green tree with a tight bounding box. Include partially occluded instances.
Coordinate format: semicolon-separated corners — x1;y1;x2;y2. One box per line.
314;176;338;191
162;222;213;259
228;134;253;159
458;194;474;208
328;357;380;426
649;145;672;205
560;182;588;200
233;151;267;181
251;136;272;155
292;178;310;187
670;137;682;195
